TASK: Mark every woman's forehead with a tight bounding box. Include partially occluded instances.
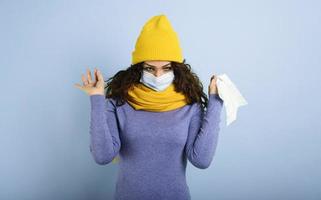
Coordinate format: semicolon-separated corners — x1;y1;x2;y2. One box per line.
144;60;171;66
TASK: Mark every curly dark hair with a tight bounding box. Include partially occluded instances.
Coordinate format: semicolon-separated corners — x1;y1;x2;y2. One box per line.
104;59;209;112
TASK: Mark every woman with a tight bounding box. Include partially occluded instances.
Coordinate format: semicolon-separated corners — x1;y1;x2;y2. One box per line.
74;14;223;200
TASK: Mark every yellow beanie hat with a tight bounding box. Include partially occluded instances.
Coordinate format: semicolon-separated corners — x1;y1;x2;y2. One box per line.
131;14;184;65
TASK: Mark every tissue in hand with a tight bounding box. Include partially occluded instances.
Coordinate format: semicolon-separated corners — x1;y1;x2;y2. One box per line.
215;73;248;126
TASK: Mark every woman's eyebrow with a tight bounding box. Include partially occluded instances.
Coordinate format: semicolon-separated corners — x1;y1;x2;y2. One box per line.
144;63;171;68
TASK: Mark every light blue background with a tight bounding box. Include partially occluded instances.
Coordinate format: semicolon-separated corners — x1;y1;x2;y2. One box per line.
1;0;320;199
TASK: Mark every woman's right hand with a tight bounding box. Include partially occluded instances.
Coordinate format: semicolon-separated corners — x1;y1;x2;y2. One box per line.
74;68;105;96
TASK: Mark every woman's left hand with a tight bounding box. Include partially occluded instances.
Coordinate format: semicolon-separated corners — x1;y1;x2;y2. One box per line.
208;75;218;95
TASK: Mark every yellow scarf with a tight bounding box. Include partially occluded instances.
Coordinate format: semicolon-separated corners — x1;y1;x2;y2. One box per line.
127;83;188;112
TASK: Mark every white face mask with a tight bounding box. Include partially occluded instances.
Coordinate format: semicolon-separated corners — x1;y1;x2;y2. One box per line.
139;70;175;92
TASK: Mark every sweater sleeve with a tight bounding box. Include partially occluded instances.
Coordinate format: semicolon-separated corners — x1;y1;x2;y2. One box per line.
185;93;223;169
89;94;121;165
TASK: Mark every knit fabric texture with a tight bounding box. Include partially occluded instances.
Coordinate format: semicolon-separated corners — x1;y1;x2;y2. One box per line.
89;93;223;200
131;14;184;65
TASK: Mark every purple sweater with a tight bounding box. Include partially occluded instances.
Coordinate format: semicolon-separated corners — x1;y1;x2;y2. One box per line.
89;93;223;200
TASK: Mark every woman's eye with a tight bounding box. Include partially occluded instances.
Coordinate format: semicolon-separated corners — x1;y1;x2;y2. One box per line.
143;66;172;72
144;67;153;71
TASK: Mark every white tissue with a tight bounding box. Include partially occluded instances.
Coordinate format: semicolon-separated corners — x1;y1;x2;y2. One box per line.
215;73;248;126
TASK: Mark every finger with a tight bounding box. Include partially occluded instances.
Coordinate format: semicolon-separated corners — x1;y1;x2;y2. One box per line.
81;74;89;85
96;69;104;81
211;75;218;83
94;68;99;81
74;83;83;90
87;68;92;84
